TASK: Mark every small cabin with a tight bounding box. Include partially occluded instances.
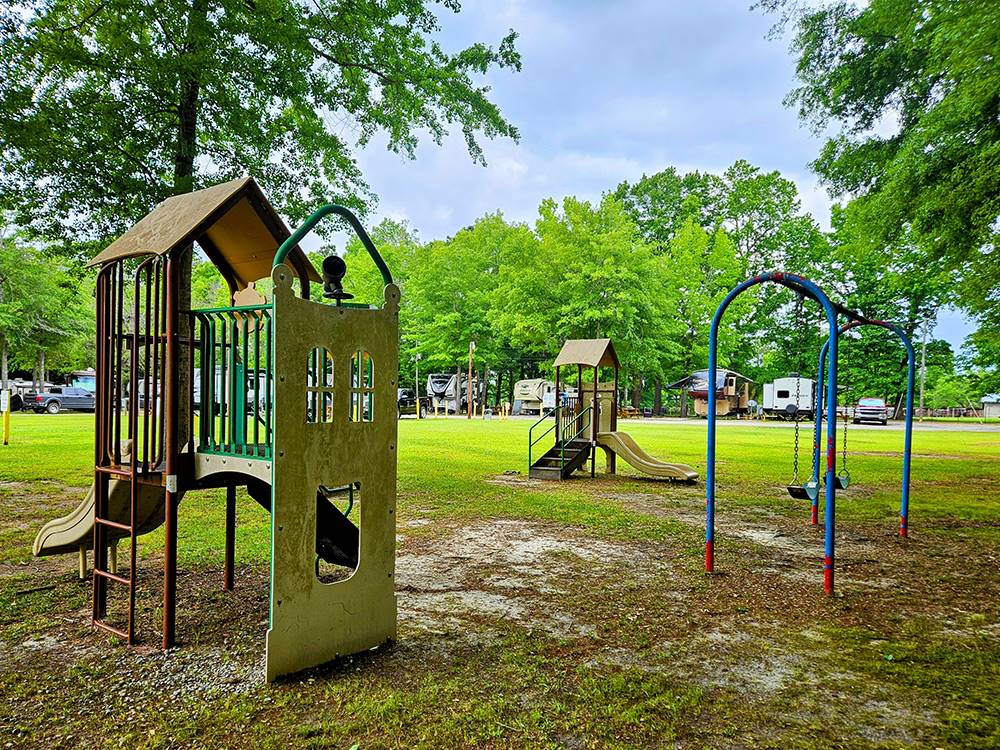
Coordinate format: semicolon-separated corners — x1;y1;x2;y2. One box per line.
983;394;1000;419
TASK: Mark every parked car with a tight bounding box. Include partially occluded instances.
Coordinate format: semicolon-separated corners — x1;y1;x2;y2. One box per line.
30;387;96;414
397;388;430;419
853;397;888;425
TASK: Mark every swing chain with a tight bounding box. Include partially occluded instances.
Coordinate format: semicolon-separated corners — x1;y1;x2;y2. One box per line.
841;338;849;471
791;296;804;484
792;407;800;482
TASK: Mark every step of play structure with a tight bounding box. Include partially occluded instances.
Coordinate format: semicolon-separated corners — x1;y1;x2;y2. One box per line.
529;440;592;480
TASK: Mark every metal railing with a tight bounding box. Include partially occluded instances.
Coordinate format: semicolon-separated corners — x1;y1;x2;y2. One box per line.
528;405;593;472
190;303;273;459
528;406;560;470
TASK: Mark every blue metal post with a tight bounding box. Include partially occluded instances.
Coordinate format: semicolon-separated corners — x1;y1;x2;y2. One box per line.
889;323;916;537
811;341;828;525
705;272;838;594
817;321;916;538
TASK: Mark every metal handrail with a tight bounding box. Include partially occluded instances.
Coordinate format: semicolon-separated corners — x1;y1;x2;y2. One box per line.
190;302;274;459
558;406;592;468
527;405;593;473
528;406;560;471
273;204;393;286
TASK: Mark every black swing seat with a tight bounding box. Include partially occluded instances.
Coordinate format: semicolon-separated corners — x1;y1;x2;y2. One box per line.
786;480;819;501
834;472;850;490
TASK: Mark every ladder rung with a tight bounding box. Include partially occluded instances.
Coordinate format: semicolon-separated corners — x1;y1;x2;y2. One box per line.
92;619;129;639
94;568;132;586
95;517;132;532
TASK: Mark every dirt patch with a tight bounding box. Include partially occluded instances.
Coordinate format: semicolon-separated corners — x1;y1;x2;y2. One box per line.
485;473;546;489
397;519;662;638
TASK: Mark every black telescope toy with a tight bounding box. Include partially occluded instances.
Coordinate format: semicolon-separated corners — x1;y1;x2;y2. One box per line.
322;254;354;304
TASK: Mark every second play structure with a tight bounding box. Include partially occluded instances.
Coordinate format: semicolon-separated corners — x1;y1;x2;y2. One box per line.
32;177;399;681
528;339;697;481
704;272;915;595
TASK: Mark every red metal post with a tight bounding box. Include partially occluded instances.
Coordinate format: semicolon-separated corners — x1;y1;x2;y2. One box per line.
162;255;179;649
591;366;598;477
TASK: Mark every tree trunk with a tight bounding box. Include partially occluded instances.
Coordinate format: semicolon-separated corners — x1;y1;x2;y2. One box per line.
171;0;210;451
631;376;641;409
653;378;662;415
680;386;689;418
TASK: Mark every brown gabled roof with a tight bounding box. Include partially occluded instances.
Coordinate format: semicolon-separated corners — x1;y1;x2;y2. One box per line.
87;176;320;290
553;338;620;369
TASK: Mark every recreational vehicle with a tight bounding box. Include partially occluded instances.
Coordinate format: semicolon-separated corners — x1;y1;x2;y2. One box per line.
762;375;815;418
668;369;751;417
426;372;484;413
513;378;556;415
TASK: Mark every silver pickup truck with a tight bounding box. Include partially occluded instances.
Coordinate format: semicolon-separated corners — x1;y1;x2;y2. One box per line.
853;397;889;425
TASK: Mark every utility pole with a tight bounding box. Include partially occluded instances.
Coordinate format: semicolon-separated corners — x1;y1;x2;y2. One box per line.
414;353;422;420
467;341;476;419
919;315;930;418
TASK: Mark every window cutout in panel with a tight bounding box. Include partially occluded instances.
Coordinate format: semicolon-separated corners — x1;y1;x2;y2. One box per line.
349;350;374;422
315;482;360;583
306;348;335;423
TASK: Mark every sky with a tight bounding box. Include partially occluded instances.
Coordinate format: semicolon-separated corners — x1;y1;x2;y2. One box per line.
341;0;976;351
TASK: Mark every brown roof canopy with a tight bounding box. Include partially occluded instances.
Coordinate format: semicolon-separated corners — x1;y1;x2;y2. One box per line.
87;176;320;290
553;338;620;370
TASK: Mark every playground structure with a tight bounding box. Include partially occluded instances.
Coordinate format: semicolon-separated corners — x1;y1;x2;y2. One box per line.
32;177;399;681
704;272;915;594
529;339;697;482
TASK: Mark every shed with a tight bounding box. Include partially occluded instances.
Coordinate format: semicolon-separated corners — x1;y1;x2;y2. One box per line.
983;394;1000;419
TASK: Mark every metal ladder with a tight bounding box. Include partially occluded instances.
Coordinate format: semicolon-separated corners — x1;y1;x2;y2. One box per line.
91;466;138;644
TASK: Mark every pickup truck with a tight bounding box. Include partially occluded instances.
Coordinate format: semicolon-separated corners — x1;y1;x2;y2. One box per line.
397;388;430;419
853;397;889;425
29;387;96;414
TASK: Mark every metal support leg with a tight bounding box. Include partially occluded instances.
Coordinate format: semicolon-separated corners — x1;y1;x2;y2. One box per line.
162;491;177;649
224;485;236;590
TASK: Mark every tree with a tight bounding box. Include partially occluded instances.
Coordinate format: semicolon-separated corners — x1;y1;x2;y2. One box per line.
0;231;92;390
0;0;521;247
925;375;971;410
492;195;667;389
759;0;1000;367
409;213;534;376
339;219;420;307
613;168;723;250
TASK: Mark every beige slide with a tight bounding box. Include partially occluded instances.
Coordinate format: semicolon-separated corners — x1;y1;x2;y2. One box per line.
33;450;167;557
597;431;699;482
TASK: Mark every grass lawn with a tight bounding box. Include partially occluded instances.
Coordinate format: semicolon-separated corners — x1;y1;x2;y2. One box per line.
1;412;999;749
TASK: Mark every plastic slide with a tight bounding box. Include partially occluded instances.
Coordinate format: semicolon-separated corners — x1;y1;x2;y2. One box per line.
33;475;167;557
596;431;699;481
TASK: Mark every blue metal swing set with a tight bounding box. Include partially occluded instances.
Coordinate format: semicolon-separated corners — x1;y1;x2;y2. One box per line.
704;272;915;595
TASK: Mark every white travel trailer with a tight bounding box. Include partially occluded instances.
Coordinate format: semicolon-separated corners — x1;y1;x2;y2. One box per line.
512;378;556;415
763;375;815;418
426;372;483;413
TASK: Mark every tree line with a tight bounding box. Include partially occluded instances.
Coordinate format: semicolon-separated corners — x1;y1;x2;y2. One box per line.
331;158;985;412
0;0;996;413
